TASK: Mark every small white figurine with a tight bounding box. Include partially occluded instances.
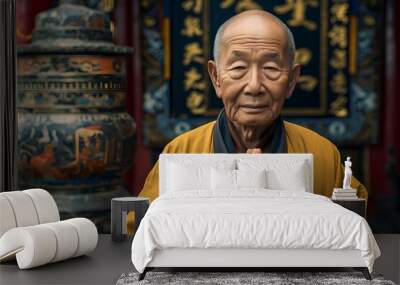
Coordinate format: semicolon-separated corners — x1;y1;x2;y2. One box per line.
343;157;353;189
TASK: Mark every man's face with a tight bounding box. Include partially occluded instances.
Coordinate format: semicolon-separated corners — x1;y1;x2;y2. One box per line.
209;17;300;127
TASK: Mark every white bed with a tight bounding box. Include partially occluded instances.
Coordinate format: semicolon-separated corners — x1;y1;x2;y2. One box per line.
131;154;380;280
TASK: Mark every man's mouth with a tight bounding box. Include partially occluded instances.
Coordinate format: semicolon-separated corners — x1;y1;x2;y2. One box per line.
240;104;268;113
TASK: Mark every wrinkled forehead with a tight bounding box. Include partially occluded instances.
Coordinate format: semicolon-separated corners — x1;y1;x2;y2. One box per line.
220;16;289;59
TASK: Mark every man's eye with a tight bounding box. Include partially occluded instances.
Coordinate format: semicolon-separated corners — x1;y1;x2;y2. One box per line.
263;66;279;71
231;66;246;70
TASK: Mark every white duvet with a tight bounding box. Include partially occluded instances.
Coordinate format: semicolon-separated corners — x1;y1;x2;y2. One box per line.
131;190;380;273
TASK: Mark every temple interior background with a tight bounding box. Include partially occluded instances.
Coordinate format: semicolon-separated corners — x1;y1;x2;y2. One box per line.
11;0;400;233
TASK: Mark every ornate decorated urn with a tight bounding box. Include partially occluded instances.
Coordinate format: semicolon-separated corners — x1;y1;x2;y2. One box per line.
17;0;135;232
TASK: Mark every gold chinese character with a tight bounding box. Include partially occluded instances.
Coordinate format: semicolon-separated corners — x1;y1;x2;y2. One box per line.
98;0;114;13
141;0;150;8
363;15;375;26
274;0;319;31
329;25;348;48
294;49;318;91
220;0;261;12
235;0;262;12
183;42;204;65
144;16;156;27
187;91;206;114
330;49;347;69
295;48;312;65
330;71;347;95
330;95;348;117
195;81;206;90
330;2;349;24
220;0;235;9
297;75;318;91
192;107;207;114
181;16;203;37
184;67;202;91
182;0;203;14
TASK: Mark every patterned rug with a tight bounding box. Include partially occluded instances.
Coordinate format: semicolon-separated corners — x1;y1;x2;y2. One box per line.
116;271;396;285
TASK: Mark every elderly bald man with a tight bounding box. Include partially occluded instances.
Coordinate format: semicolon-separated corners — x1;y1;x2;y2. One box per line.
139;10;367;202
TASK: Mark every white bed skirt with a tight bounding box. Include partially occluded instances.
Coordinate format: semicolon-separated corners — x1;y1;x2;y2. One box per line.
148;248;366;268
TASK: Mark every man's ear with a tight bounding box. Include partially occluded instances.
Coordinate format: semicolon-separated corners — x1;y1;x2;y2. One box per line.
207;60;222;98
286;64;301;99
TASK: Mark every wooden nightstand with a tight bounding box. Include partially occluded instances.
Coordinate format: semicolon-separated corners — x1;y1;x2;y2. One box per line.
332;198;366;218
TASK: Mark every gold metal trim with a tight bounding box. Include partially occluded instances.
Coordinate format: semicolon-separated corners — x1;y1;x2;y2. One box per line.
163;18;171;80
349;15;357;75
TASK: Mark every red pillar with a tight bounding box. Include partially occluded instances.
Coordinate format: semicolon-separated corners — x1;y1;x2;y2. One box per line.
16;0;52;44
114;0;152;195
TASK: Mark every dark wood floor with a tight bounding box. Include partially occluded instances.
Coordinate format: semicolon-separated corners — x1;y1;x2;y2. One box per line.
373;234;400;284
0;234;399;284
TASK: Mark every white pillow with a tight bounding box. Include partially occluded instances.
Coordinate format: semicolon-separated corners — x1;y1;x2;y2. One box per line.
238;159;309;192
211;169;267;190
211;168;236;190
166;158;236;170
167;160;235;192
167;162;210;191
266;163;307;191
237;169;267;189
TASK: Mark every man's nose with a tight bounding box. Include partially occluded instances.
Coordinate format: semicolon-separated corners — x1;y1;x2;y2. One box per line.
244;66;264;96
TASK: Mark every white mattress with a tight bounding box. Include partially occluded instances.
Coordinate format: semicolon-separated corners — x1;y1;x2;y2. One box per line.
131;190;380;273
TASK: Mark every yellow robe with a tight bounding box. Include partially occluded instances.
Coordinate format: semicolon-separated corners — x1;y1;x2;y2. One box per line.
139;121;368;202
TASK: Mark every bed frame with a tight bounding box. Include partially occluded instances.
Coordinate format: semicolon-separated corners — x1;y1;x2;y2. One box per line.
139;249;371;280
138;154;372;281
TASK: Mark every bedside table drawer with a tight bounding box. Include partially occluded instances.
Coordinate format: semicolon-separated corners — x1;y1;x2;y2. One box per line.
332;199;366;218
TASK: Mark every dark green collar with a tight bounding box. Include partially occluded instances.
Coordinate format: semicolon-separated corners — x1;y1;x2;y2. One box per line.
213;109;287;153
